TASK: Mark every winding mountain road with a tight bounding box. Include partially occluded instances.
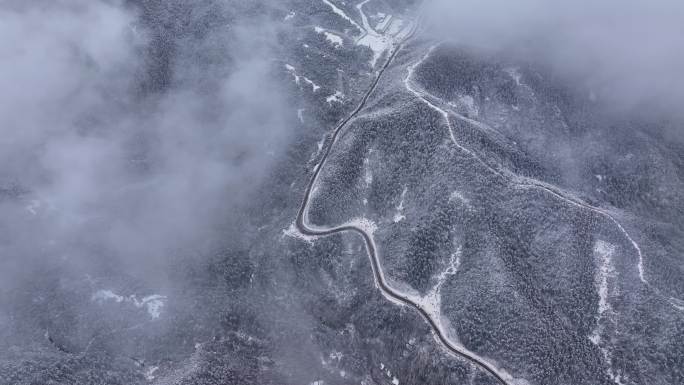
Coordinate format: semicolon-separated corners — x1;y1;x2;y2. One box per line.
294;11;514;385
294;1;682;384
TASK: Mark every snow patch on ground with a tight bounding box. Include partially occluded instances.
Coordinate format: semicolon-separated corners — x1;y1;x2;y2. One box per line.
670;297;684;311
285;64;299;84
363;157;373;186
144;366;159;381
326;91;345;104
92;290;167;319
322;0;364;33
136;295;166;319
282;222;316;245
393;186;407;223
297;108;306;123
329;351;343;361
449;190;470;206
590;240;626;385
315;26;343;47
284;11;296;21
413;248;461;323
324;32;343;47
347;217;377;235
594;240;617;317
377;362;399;384
92;289;124;303
304;77;320;92
285;64;319;92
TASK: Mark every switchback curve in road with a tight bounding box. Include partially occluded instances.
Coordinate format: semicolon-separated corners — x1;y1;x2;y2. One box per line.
293;15;514;385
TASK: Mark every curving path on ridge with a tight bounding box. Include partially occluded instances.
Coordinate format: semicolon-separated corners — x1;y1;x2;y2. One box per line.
404;44;683;312
294;12;514;385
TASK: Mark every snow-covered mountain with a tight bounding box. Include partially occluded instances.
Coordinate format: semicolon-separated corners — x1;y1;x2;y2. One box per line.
1;1;682;385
